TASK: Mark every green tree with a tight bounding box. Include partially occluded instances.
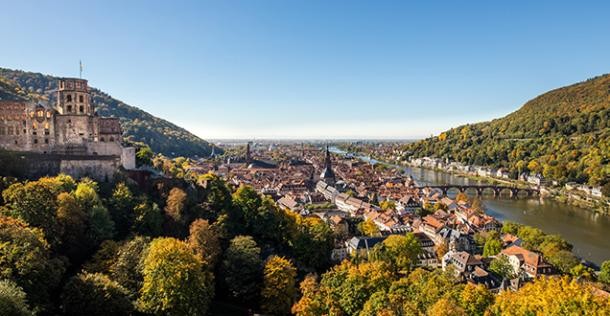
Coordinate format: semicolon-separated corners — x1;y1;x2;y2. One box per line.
136;145;154;166
132;200;163;237
108;182;136;238
373;233;421;273
599;260;610;285
56;192;88;262
0;280;34;316
138;237;214;316
0;216;64;309
110;236;150;297
488;255;516;280
220;235;262;302
61;272;132;316
482;238;502;257
261;256;297;315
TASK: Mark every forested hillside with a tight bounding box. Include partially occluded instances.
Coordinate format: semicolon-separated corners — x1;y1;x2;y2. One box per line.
405;74;610;186
0;68;216;157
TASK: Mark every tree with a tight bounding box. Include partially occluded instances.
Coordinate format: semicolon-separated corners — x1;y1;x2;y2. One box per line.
220;235;262;302
482;238;502;257
138;237;214;316
599;260;610;285
164;187;188;236
373;233;421;273
459;283;493;316
87;205;115;246
136;145;154;166
56;192;88;262
61;273;132;316
132;200;163;237
83;240;120;274
292;216;334;272
108;182;136;238
292;274;324;316
2;177;67;244
0;280;34;316
188;219;222;268
427;297;466;316
488;255;516;280
490;276;610;315
501;221;521;235
110;236;150;297
380;200;396;211
358;219;380;237
0;216;64;309
261;256;297;315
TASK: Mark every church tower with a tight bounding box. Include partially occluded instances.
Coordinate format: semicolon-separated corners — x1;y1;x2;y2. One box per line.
56;78;93;115
320;145;336;185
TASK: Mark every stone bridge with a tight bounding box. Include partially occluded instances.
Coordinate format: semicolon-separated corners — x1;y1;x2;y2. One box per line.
416;184;539;198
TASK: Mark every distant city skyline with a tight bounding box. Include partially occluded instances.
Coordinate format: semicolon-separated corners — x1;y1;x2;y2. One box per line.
1;0;610;139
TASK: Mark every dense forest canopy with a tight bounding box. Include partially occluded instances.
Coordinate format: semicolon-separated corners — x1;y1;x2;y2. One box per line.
0;68;216;158
404;74;610;186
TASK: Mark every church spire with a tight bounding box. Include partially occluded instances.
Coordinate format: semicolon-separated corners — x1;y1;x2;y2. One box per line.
320;144;336;185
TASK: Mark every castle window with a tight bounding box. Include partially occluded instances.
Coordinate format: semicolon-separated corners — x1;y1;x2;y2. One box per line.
7;127;13;135
66;94;72;102
79;105;84;113
79;95;84;103
100;137;105;142
37;110;44;117
44;122;49;129
45;130;50;135
32;122;37;129
0;127;5;135
34;139;38;144
109;136;114;142
22;120;26;126
67;105;72;112
46;111;51;118
45;139;49;144
14;140;17;145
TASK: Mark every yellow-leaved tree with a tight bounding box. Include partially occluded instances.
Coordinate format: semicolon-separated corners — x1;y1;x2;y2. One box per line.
261;255;297;315
489;276;610;315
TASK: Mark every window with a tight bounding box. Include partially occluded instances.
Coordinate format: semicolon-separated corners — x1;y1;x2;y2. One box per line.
45;139;49;144
66;94;72;102
7;127;13;135
32;122;37;129
22;120;26;126
34;139;38;144
14;140;17;145
79;95;84;103
79;105;84;113
109;136;114;142
100;137;105;142
0;127;5;135
37;110;43;117
67;105;72;112
44;122;49;129
46;111;51;118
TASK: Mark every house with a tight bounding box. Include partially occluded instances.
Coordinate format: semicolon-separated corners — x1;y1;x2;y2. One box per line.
467;266;502;292
346;236;387;257
417;251;439;268
442;251;483;277
327;215;349;238
500;245;552;278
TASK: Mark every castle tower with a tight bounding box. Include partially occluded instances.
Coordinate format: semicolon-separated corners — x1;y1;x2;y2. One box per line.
56;78;92;115
320;144;336;185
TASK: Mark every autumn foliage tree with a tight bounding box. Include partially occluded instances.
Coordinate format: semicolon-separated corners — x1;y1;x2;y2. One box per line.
138;237;214;315
261;256;297;315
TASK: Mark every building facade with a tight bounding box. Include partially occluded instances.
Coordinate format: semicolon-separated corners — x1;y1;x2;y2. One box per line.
0;78;135;179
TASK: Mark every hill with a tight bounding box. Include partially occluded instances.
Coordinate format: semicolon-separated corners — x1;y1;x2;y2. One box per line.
0;68;217;157
404;74;610;186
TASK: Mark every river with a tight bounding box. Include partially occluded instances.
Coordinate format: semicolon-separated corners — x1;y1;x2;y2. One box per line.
331;148;610;265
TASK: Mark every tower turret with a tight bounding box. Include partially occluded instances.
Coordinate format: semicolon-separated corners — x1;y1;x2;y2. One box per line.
56;78;92;115
320;144;336;185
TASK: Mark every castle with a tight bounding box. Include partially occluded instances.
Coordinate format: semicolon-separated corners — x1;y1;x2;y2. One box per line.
0;77;135;180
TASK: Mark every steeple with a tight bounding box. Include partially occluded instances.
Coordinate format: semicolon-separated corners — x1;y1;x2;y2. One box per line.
320;144;336;185
245;142;251;163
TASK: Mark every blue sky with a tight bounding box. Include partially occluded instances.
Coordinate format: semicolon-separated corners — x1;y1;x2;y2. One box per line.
1;1;609;139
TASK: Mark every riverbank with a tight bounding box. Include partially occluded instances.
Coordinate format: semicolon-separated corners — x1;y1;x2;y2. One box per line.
378;155;610;215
